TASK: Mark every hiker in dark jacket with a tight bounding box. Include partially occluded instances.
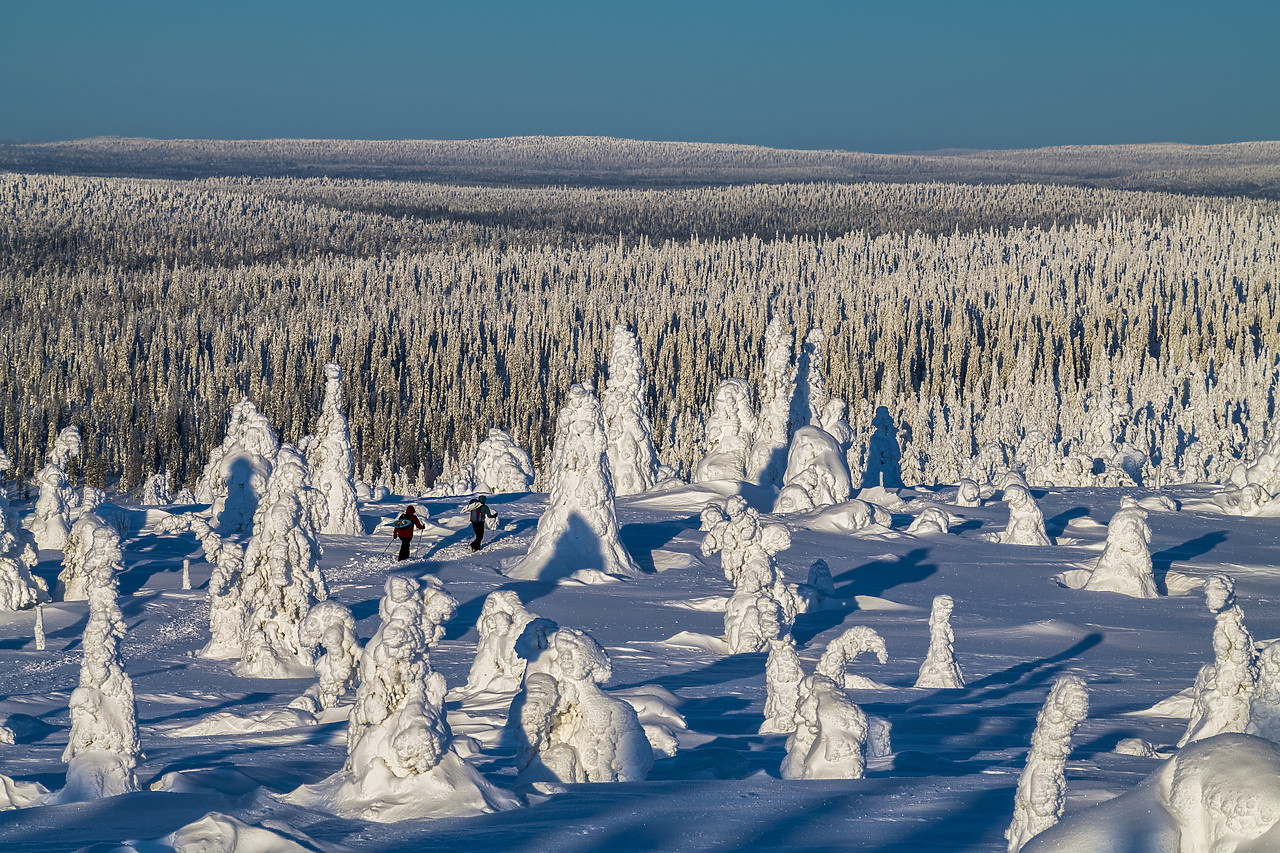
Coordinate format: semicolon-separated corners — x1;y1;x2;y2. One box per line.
394;504;425;561
466;494;498;551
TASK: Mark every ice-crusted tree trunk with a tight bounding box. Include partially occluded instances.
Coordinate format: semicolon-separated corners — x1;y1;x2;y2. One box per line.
1181;574;1259;746
507;384;639;582
512;626;652;783
1083;497;1157;597
235;445;329;677
0;473;46;610
28;426;82;550
773;425;852;513
693;379;757;483
1006;675;1089;852
52;519;141;803
748;319;795;487
158;514;246;660
472;429;536;493
915;595;965;688
602;325;659;496
305;363;361;535
197;398;279;534
285;575;513;821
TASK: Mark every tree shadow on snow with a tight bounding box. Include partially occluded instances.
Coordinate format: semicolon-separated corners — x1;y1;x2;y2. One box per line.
619;516;700;574
832;547;937;600
1151;530;1229;588
1045;506;1091;539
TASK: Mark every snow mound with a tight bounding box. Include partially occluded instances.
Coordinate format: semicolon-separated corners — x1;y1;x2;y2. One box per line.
772;426;852;513
125;811;326;853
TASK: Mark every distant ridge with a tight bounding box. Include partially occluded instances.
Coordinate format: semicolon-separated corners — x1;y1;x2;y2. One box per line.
2;135;1279;197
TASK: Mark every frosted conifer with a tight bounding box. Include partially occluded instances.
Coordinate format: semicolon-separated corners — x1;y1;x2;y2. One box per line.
748;318;796;487
915;595;965;688
28;426;81;551
693;379;757;483
602;325;659;496
1006;675;1089;852
305;363;362;535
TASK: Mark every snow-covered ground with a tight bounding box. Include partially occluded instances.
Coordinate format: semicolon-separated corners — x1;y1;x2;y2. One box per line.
1;483;1277;851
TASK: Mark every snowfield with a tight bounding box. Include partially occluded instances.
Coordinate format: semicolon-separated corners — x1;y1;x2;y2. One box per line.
2;482;1278;852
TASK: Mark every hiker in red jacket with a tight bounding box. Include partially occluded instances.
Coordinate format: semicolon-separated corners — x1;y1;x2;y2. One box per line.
393;504;425;561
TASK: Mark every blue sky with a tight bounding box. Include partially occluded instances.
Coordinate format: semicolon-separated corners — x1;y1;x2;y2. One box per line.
3;0;1278;152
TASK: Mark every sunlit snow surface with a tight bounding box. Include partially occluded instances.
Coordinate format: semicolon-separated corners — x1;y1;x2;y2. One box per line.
0;484;1277;851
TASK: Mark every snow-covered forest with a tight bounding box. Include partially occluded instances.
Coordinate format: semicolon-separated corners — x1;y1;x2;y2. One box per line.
1;162;1278;498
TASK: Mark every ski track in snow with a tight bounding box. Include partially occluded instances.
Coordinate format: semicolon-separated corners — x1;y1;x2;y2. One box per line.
0;486;1276;851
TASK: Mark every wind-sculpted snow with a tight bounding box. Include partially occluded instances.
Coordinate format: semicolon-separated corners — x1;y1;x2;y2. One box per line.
458;590;537;697
748;319;795;487
470;429;536;494
694;379;757;483
43;519;140;804
602;325;660;496
1082;497;1158;597
773;425;852;513
507;384;639;583
234;445;329;678
1181;575;1259;747
284;575;514;821
511;626;652;784
915;595;965;689
304;363;362;535
27;426;81;550
1006;674;1089;852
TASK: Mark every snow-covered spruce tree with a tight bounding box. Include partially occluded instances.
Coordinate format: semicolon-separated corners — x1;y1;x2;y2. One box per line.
1082;497;1158;597
512;626;652;784
58;508;116;602
693;378;757;483
138;471;171;506
773;426;852;513
1248;643;1280;744
602;325;659;496
1005;675;1089;853
157;513;246;660
790;328;829;433
858;406;904;490
471;429;536;493
51;521;141;802
284;575;515;821
819;397;854;456
0;475;46;611
507;384;639;583
748;318;796;487
817;625;889;691
781;673;870;780
954;478;982;507
28;426;82;551
915;595;965;689
458;590;537;697
795;558;836;613
989;484;1052;546
235;445;329;677
1181;574;1260;746
1229;423;1280;496
760;634;805;734
290;600;360;714
197;398;278;534
304;363;361;536
700;496;797;653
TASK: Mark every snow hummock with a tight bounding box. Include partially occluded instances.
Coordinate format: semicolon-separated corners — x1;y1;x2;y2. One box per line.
511;626;653;783
234;445;328;678
1006;674;1089;852
602;325;660;496
915;594;965;689
693;378;757;483
772;425;852;513
43;519;141;804
304;362;363;536
27;425;81;550
1082;497;1158;597
506;383;640;583
283;574;516;821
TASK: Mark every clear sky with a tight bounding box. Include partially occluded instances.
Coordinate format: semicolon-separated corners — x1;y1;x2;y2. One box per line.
3;0;1278;152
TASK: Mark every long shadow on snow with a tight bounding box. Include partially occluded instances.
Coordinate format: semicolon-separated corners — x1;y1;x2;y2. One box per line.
1045;506;1091;539
619;516;700;574
826;547;937;600
1151;530;1228;590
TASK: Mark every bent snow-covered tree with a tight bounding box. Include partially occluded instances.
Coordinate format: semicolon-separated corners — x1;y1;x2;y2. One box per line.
304;363;362;536
1006;675;1089;852
602;325;660;496
507;384;639;583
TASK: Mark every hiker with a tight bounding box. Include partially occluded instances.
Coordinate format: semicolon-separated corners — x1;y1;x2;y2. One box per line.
393;504;425;561
465;494;498;551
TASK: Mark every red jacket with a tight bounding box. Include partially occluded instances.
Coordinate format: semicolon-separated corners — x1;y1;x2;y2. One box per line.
395;508;425;539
